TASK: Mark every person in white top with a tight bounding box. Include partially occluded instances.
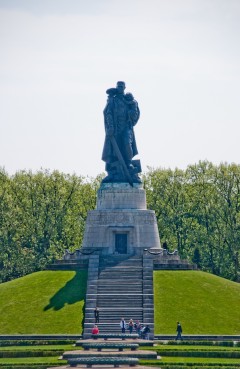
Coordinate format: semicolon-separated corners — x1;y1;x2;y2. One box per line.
120;317;127;333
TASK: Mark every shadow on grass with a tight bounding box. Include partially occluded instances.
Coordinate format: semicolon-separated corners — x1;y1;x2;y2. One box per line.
44;271;87;311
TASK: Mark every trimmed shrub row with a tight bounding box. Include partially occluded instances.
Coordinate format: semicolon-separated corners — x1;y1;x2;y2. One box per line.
0;366;49;369
157;350;240;358
1;363;61;369
0;366;47;369
0;350;63;358
156;363;238;369
0;340;75;347
164;341;240;347
140;361;240;368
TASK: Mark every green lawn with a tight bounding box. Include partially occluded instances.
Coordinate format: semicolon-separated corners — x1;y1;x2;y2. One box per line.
154;270;240;334
0;344;79;351
0;270;87;334
1;268;240;335
148;345;240;352
0;356;67;364
141;357;240;365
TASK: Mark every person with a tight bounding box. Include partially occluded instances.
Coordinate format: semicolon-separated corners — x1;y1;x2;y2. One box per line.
128;319;134;334
175;322;183;340
102;81;141;184
92;324;99;339
134;320;141;336
141;325;150;340
94;307;100;323
120;317;127;333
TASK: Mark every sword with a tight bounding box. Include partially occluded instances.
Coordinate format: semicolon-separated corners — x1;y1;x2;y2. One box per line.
109;135;133;187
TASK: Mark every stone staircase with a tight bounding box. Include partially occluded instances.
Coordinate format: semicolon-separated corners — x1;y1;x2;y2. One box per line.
84;254;153;337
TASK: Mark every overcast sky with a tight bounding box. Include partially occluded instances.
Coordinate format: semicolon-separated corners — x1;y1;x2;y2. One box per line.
0;0;239;178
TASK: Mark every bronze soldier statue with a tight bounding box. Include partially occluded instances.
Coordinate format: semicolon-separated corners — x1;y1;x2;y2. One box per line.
102;81;141;184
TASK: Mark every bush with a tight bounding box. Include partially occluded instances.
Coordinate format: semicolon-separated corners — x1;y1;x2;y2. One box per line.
0;339;75;347
165;341;235;347
157;350;240;358
0;350;62;358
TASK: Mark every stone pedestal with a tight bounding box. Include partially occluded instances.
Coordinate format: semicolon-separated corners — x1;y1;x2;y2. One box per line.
82;183;161;255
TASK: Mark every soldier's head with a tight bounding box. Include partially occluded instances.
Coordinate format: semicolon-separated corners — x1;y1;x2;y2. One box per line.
125;92;134;102
116;81;126;94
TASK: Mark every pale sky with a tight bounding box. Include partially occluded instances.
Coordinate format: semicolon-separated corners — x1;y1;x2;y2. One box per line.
0;0;239;177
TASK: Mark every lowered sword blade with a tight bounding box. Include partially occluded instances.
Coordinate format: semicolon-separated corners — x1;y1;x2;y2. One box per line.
109;135;133;187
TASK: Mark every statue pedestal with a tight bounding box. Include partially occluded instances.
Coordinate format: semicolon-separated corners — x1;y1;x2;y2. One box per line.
82;183;161;255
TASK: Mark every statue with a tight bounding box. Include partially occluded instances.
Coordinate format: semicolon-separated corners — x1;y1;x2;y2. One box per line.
101;81;142;185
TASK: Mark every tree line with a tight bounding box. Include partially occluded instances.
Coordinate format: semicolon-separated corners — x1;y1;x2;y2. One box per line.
0;169;100;282
0;161;239;282
144;161;240;281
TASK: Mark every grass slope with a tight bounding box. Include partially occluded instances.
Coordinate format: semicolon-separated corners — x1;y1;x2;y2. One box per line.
1;269;240;335
154;270;240;334
0;270;87;334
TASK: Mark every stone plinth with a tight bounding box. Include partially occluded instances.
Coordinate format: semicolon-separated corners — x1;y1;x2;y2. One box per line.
82;183;161;255
97;183;146;210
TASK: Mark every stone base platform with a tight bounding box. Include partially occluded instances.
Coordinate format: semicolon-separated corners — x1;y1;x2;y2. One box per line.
82;183;161;255
49;366;161;369
77;339;154;346
62;350;157;359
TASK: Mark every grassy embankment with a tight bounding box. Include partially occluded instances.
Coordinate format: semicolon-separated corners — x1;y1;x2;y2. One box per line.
0;270;87;334
154;270;240;334
1;268;240;335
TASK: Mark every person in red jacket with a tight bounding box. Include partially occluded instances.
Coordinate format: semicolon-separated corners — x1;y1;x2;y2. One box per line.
92;324;99;338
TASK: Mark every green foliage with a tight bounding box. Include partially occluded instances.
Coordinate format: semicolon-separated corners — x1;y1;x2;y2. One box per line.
141;357;240;365
0;270;87;334
156;351;240;358
0;169;100;282
144;161;240;281
0;161;240;282
0;356;67;364
154;271;240;334
164;341;235;347
0;340;75;347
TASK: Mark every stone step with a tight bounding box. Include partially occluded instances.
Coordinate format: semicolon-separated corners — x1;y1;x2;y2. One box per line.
84;318;153;330
100;257;142;263
95;297;143;302
99;265;143;270
95;294;144;300
85;310;144;314
85;313;144;319
95;300;143;305
97;288;146;291
99;269;143;273
97;280;143;284
62;349;157;359
99;264;142;268
85;318;144;324
97;285;142;288
85;307;145;311
97;290;142;294
95;303;143;308
85;316;144;321
84;318;153;326
100;259;142;264
95;302;143;308
98;273;142;278
97;280;142;285
97;281;143;286
97;289;142;294
94;299;143;304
